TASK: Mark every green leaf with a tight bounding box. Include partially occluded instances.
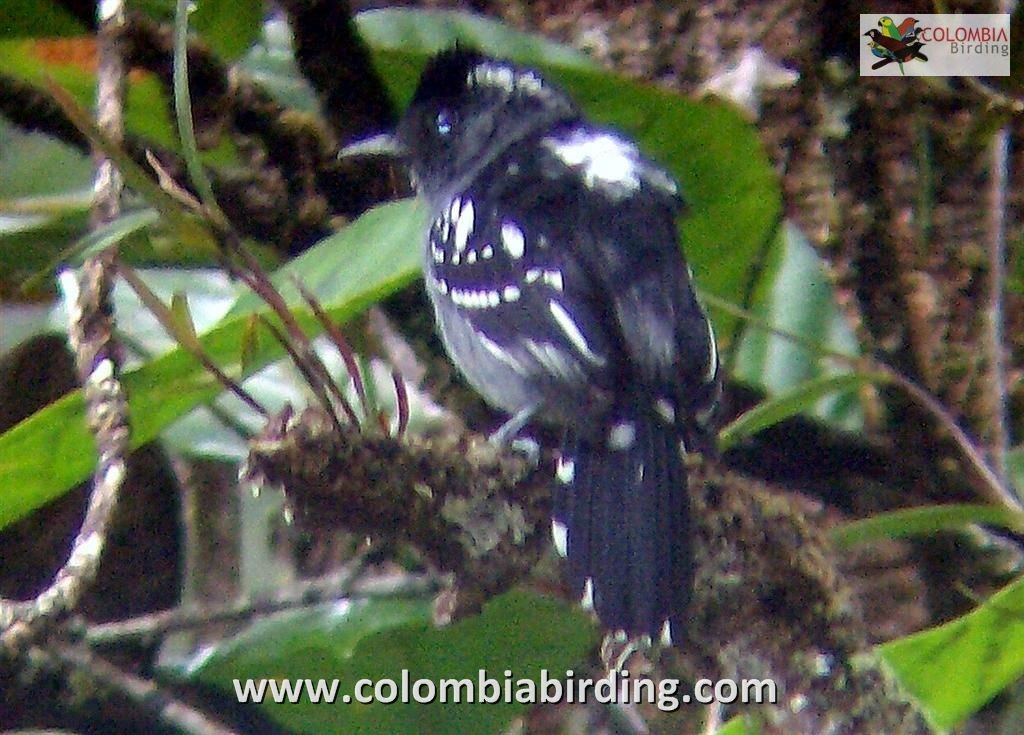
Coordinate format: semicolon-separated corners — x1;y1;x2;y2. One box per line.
228;197;428;315
184;590;597;735
0;38;180;148
0;0;86;37
191;0;264;60
879;575;1024;730
73;209;161;260
718;373;881;452
0;199;423;530
1008;446;1023;494
357;8;595;87
717;714;762;735
731;223;863;431
831;504;1024;550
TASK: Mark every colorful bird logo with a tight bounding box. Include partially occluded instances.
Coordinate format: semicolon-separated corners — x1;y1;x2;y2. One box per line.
865;17;927;74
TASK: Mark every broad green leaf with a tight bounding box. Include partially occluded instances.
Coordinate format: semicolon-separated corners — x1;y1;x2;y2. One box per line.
68;208;160;260
731;223;863;431
718;373;881;452
0;118;92;200
0;199;423;530
229;197;428;315
0;38;179;148
717;715;761;735
1;209;91;292
357;8;595;82
830;504;1024;550
17;208;161;293
1008;446;1023;494
185;590;597;735
191;0;264;60
879;575;1024;730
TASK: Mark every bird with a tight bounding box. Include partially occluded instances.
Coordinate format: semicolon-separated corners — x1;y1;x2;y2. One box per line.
395;48;720;641
864;29;927;73
864;29;926;58
878;16;902;39
898;17;920;40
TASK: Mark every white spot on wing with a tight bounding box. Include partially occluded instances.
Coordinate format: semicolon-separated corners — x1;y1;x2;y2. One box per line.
556;457;575;484
660;619;673;646
705;319;719;383
548;300;604;365
453;198;474;253
481;244;494;259
451;287;501;310
501;221;525;259
525;339;581;381
654;398;675;423
502;285;521;302
551;520;568;557
581;578;594;610
523;268;563;291
543;270;564;291
607;420;636;450
479;333;524;371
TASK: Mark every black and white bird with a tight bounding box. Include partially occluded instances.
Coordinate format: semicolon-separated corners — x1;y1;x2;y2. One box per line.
396;48;720;641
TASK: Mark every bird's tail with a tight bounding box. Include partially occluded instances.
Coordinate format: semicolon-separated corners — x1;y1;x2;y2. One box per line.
554;403;691;641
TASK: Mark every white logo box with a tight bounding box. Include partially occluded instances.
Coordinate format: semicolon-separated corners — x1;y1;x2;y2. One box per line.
860;14;1010;77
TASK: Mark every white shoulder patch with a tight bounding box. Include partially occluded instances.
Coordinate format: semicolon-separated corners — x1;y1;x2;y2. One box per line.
543;128;678;198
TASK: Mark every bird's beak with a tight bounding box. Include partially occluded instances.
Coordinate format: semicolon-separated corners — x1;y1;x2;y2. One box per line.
337;133;404;160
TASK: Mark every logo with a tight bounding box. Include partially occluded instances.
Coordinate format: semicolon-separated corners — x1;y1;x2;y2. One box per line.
860;14;1010;77
864;17;927;74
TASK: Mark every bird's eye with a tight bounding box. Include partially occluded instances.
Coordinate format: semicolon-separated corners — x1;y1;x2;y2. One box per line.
435;110;455;136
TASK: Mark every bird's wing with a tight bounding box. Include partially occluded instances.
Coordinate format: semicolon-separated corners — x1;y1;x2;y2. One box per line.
898;18;917;36
539;127;718;398
427;157;615;386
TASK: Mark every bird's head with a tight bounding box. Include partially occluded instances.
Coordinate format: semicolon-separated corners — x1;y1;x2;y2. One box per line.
395;48;579;200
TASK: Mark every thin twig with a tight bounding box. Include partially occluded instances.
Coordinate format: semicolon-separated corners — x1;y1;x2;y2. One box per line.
93;0;126;224
392;368;410;439
173;0;229;229
0;0;132;648
85;557;371;645
50;643;242;735
257;315;347;436
985;124;1011;489
961;76;1024;115
116;258;269;418
84;569;440;646
292;276;364;425
0;260;130;647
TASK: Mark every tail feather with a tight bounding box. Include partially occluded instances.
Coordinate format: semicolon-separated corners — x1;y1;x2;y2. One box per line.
555;407;691;639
